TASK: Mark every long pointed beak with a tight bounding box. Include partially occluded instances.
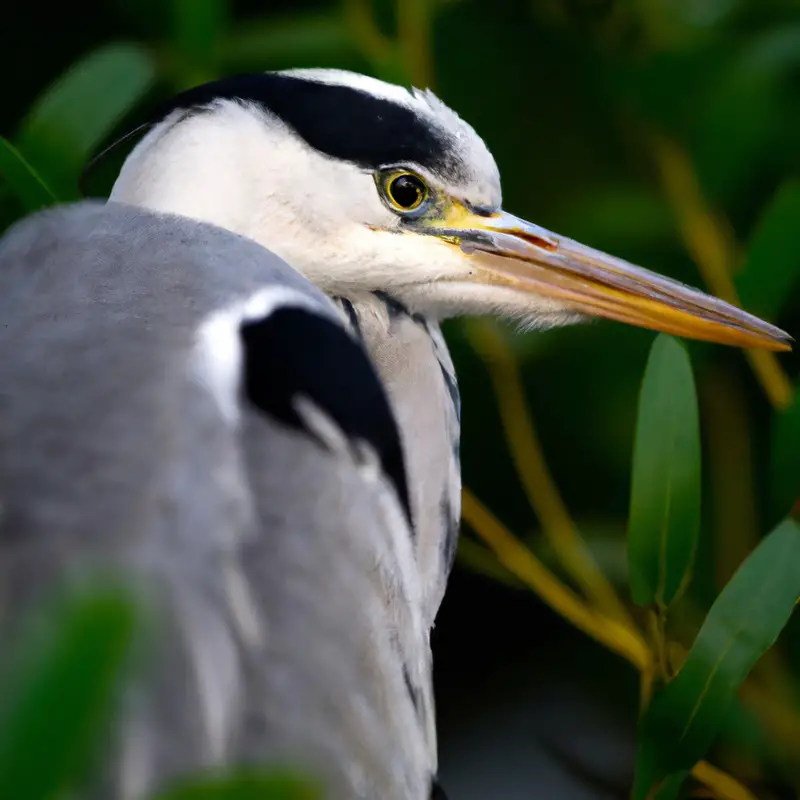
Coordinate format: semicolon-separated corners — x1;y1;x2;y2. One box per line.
436;210;792;351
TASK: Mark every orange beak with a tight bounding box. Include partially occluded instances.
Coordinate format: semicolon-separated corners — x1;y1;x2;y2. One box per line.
434;209;791;351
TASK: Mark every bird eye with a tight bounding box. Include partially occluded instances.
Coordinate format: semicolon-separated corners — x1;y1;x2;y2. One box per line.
383;172;429;213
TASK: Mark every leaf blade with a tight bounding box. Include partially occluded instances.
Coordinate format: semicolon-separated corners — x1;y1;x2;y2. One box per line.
627;334;702;608
0;588;138;800
170;0;228;61
0;136;59;212
155;771;322;800
633;518;800;797
16;43;156;195
736;181;800;322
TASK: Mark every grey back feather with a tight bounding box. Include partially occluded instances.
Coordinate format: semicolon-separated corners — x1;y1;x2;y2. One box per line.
0;202;431;799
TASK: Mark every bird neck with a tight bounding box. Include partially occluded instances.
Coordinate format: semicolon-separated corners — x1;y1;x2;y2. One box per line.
333;291;462;631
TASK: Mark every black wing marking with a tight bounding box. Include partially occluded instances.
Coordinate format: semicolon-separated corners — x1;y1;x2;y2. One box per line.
241;307;412;528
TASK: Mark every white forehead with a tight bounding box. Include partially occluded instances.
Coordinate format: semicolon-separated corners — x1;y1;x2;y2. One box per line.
280;68;502;206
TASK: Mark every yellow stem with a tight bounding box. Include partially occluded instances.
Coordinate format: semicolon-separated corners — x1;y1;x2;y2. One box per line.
343;0;393;65
396;0;434;88
456;538;523;589
651;134;793;411
462;488;649;669
463;487;756;800
692;761;759;800
465;318;635;628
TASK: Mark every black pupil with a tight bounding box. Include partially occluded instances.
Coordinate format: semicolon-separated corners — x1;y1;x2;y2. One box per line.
390;175;423;208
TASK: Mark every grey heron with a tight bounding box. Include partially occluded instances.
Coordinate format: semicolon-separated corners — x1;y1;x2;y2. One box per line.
0;68;790;800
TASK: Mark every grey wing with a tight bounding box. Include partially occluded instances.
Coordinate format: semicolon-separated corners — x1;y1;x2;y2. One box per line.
0;202;431;800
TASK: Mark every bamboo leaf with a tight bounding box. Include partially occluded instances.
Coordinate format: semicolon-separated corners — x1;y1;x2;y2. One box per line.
627;334;702;608
16;43;156;196
0;135;59;212
737;181;800;322
155;771;321;799
0;588;138;799
633;518;800;798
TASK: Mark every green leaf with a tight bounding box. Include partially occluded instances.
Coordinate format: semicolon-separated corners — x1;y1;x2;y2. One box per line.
737;181;800;322
627;334;702;608
555;185;674;253
155;771;321;800
170;0;228;60
652;772;687;799
633;518;800;798
770;391;800;522
16;43;156;196
166;0;229;87
0;135;59;212
689;26;800;204
690;60;781;204
219;12;355;72
0;588;138;800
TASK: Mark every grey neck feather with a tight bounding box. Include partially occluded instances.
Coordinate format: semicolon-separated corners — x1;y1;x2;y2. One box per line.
331;292;461;632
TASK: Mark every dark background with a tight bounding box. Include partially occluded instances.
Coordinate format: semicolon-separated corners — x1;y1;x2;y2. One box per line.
2;1;800;796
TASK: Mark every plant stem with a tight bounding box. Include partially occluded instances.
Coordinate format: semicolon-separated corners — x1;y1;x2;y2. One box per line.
463;488;757;800
692;761;759;800
651;134;793;412
462;488;650;669
397;0;434;88
465;318;636;629
343;0;393;66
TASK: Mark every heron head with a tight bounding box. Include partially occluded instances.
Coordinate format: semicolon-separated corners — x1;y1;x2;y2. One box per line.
109;68;791;351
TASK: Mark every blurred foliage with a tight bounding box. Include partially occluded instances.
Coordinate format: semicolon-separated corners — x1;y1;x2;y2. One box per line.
2;0;800;797
0;587;137;800
0;584;318;800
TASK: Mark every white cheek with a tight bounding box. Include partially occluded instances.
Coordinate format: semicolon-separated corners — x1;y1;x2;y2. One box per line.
309;227;470;294
398;280;579;324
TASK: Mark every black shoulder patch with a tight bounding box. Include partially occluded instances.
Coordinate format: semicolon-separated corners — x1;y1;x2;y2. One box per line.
150;73;455;173
240;307;412;527
431;778;449;799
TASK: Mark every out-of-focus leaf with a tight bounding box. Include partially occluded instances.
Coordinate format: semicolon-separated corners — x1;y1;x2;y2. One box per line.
155;771;321;799
689;26;800;202
0;135;58;212
607;44;729;140
690;62;780;203
770;392;800;521
0;588;138;800
736;181;800;322
220;12;356;72
167;0;228;87
737;25;800;79
633;518;800;798
171;0;228;60
652;772;686;799
16;44;156;196
627;334;701;608
555;185;674;253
